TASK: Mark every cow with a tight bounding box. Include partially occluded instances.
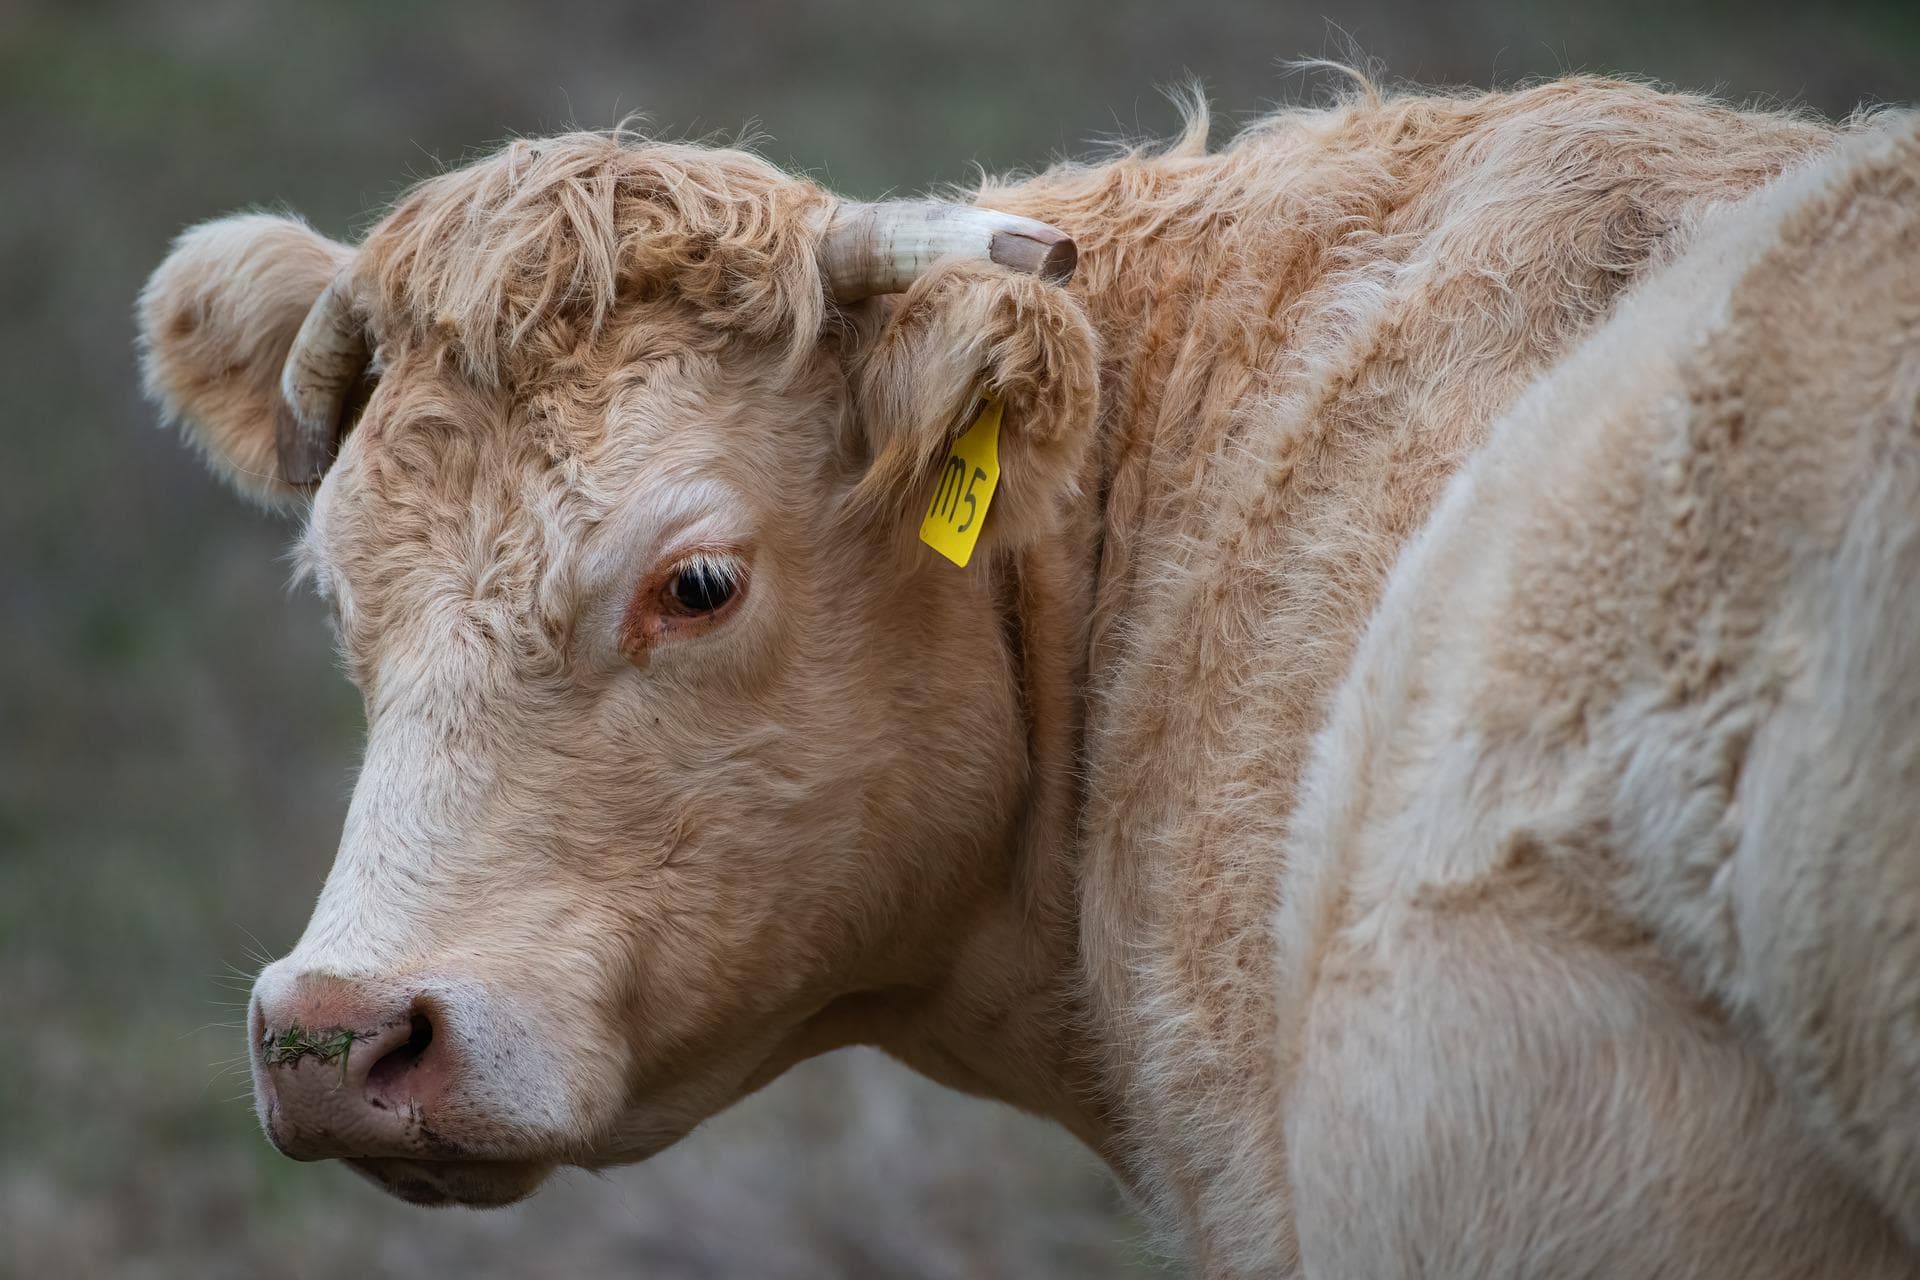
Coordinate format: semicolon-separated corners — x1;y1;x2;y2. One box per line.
137;75;1920;1275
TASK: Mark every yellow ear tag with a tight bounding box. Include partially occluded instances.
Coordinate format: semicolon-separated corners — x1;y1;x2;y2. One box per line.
918;395;1002;568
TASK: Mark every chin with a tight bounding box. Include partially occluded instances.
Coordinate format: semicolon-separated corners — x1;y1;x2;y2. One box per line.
347;1156;555;1207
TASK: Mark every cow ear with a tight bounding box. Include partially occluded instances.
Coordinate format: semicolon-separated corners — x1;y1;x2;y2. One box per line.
139;214;351;509
842;259;1098;561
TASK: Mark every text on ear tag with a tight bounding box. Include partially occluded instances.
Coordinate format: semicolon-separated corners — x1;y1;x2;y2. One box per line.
918;395;1002;568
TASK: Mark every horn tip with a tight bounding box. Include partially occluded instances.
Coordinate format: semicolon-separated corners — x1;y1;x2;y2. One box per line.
1037;235;1078;285
989;226;1078;285
274;400;334;487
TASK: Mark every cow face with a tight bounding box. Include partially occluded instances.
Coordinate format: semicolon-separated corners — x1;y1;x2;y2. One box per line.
138;137;1096;1206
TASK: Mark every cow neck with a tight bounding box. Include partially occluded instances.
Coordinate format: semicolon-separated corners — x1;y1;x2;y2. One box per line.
998;527;1126;1165
891;223;1174;1170
874;523;1121;1164
974;159;1288;1181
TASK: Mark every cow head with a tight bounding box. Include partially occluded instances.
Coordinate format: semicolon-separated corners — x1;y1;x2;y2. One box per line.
138;134;1097;1206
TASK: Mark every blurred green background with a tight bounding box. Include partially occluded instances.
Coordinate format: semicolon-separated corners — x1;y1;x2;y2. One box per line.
1;2;1915;1276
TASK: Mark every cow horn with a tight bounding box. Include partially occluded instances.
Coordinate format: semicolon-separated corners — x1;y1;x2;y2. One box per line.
275;270;369;486
818;201;1077;302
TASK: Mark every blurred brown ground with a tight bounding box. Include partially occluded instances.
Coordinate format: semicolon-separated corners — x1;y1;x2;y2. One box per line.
1;2;1915;1276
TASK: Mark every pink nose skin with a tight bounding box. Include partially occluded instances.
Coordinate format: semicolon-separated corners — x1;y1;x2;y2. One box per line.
250;974;456;1162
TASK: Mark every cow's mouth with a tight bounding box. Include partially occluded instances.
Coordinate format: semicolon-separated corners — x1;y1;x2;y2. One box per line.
347;1155;553;1207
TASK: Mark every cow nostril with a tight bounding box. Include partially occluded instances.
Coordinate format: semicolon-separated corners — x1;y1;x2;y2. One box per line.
366;1011;434;1096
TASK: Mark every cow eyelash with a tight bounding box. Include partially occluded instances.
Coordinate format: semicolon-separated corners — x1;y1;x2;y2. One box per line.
617;547;750;661
660;553;743;617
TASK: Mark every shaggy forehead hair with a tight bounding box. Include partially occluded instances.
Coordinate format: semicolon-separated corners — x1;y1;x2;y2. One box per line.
353;130;834;390
289;133;845;680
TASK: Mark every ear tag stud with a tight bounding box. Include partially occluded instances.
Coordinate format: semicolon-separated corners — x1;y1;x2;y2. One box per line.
918;395;1002;568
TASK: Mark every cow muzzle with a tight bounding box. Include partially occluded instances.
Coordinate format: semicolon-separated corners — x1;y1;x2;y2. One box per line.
249;972;553;1204
247;960;578;1206
250;972;462;1162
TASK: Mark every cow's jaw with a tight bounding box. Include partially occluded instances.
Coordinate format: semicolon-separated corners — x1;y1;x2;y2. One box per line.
347;1156;554;1208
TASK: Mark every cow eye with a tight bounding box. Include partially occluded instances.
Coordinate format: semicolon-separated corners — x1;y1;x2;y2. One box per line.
663;557;739;615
